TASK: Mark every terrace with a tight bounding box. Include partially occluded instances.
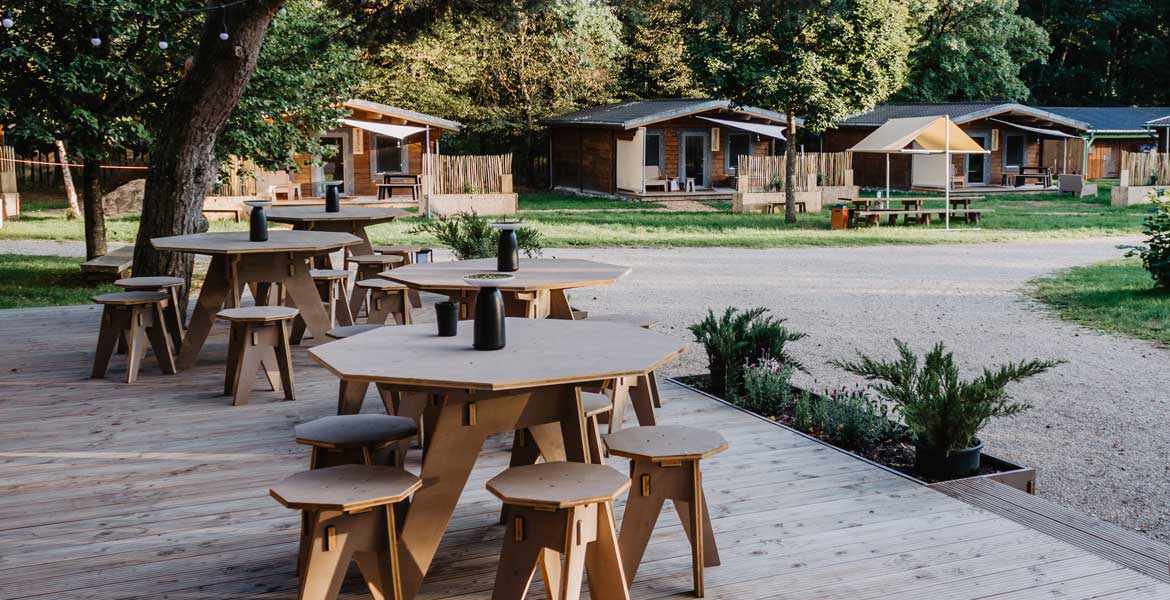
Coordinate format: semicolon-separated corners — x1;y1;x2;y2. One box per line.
2;303;1167;600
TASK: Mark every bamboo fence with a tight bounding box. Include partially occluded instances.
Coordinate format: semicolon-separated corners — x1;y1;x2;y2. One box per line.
737;151;851;192
1121;151;1170;185
427;153;513;195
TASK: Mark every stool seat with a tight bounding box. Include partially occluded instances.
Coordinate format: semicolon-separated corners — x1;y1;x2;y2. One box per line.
217;306;299;322
295;414;418;449
605;425;727;462
325;323;385;339
581;391;612;417
356;278;406;290
309;268;349;280
270;464;420;513
587;313;659;329
487;462;630;509
93;291;168;305
114;276;184;290
346;254;404;266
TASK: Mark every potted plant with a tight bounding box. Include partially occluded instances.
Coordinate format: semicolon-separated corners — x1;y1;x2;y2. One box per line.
832;340;1062;480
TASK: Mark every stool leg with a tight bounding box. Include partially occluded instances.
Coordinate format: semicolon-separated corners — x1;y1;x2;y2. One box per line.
166;287;186;350
231;324;264;406
276;320;295;401
299;511;356;600
348;267;370;317
630;374;658;426
92;306;123;379
559;504;596;600
146;302;177;375
335;279;354;326
124;305;150;384
584;501;631;600
674;471;721;569
586;415;605;465
617;462;667;586
366;291;390;325
224;323;242;395
492;510;543;600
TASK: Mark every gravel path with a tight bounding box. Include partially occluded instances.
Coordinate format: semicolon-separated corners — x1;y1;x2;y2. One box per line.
4;235;1166;542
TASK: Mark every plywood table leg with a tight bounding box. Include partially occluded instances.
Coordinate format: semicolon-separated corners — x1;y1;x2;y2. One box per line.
177;254;230;369
548;289;574;320
283;258;335;341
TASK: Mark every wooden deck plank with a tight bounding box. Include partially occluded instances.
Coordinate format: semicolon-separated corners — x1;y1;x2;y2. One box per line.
0;303;1166;599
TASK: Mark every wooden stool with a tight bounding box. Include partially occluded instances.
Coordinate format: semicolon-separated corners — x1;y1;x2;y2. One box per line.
91;291;177;384
355;279;411;325
487;462;632;600
586;315;665;415
605;426;728;597
582;392;613;465
372;245;425;308
114;276;186;353
295;414;418;469
269;465;421;600
345;254;403;316
217;306;297;406
312;269;353;328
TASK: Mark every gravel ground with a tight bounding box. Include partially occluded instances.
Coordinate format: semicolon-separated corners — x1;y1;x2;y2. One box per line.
5;235;1167;542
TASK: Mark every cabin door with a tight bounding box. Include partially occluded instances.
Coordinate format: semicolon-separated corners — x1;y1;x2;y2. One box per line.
965;132;990;185
679;130;710;188
311;133;353;196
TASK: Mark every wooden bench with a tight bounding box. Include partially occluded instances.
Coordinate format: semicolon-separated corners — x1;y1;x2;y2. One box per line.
764;200;806;214
854;208;991;227
203;207;242;222
377;182;421;201
80;246;134;284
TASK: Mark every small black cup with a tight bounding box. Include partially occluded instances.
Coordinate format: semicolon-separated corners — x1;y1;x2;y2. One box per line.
436;301;459;336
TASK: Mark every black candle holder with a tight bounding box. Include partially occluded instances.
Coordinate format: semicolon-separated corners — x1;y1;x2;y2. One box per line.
491;222;523;272
325;183;341;213
243;200;272;242
464;273;514;350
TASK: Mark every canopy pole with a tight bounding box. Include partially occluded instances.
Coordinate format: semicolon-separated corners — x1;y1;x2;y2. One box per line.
945;115;951;230
425;125;432;219
1062;138;1068;174
885;154;891;209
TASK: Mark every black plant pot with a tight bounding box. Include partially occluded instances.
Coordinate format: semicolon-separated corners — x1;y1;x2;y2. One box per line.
473;286;506;350
435;301;459;337
915;438;984;480
248;204;269;242
497;228;519;272
325;184;341;213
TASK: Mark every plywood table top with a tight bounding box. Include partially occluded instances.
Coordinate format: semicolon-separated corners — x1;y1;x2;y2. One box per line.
266;205;407;224
151;230;361;255
308;318;684;391
379;258;630;292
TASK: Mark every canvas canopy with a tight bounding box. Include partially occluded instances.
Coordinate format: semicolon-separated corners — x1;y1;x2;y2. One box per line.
340;119;428;140
850;116;986;154
849;116;989;230
697;116;786;140
989;118;1077;139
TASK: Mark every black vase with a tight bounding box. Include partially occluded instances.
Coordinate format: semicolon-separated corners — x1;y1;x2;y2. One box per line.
248;204;268;242
473;287;506;350
325;184;340;213
435;301;459;337
497;228;519;272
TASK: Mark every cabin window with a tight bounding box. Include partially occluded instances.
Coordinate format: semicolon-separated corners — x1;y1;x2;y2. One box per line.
372;135;408;174
725;132;752;173
1003;134;1025;169
644;131;664;169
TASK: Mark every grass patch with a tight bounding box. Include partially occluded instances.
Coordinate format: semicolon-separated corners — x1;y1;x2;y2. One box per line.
0;254;117;308
1030;258;1170;344
518;192;664;210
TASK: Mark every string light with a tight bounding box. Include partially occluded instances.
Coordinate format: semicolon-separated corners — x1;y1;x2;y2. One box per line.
2;10;13;29
90;28;101;47
278;6;286;17
219;6;229;41
158;32;169;50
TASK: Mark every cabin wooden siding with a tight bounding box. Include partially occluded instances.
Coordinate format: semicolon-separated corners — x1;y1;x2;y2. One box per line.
549;114;772;195
291;106;444;198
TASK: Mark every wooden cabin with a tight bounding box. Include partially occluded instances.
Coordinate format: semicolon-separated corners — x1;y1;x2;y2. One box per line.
289;99;461;199
543;99;790;200
1043;106;1170;179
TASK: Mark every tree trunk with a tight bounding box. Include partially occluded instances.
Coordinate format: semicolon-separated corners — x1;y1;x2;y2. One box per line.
81;158;107;260
56;140;81;220
784;111;797;224
133;1;282;301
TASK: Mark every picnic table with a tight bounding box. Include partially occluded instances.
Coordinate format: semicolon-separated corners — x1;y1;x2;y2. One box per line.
380;257;630;320
151;230;360;368
266;205;406;259
1003;166;1052;187
379;173;423;201
308;318;685;600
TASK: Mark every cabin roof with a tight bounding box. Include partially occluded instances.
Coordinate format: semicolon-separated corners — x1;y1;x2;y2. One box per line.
1147;114;1170;127
543;99;791;129
837;103;1087;131
1041;107;1170;133
343;99;462;132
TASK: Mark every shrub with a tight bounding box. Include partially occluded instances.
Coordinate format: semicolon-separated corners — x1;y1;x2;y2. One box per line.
740;357;795;416
832;340;1062;452
1120;192;1170;289
789;387;899;454
688;307;805;399
408;211;543;260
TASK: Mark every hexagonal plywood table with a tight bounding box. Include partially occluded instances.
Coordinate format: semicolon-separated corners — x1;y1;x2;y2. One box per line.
266;205;406;258
308;317;684;598
152;230;360;368
380;257;631;320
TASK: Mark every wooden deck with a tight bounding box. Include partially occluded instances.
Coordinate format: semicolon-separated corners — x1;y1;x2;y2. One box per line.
1;303;1168;599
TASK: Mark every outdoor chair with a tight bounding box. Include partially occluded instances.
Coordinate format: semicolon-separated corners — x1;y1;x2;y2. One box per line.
216;306;297;406
289;269;352;344
269;465;420;597
91;291;177;384
486;462;632;600
644;165;670;192
606;425;728;597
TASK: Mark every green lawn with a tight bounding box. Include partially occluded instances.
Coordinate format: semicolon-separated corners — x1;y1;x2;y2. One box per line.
1;183;1150;250
0;254;117;308
1031;258;1170;345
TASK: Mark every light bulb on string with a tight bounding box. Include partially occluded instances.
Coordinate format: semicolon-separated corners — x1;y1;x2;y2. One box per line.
218;6;229;41
2;11;13;29
158;32;168;50
278;6;287;17
90;28;101;47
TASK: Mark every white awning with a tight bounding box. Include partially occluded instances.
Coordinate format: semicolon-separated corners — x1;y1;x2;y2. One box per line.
990;118;1077;139
340;119;428;140
697;116;786;140
850;116;987;155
